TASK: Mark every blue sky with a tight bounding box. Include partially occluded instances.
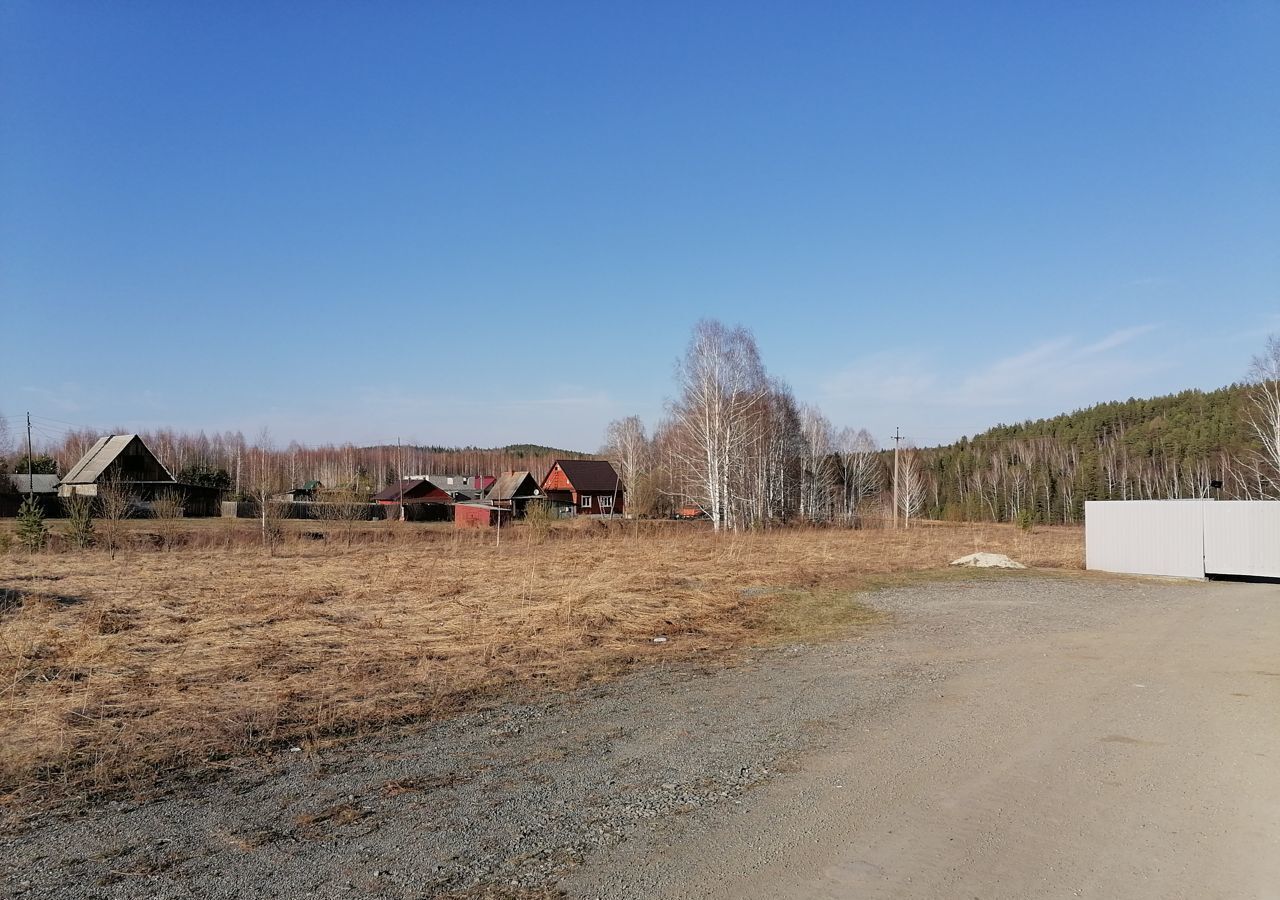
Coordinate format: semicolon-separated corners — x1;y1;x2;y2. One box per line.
2;2;1277;451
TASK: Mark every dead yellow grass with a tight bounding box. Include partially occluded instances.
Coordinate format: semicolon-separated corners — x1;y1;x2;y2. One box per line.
0;522;1081;810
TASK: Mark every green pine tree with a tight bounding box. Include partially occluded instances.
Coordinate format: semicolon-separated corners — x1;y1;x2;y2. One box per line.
16;496;48;551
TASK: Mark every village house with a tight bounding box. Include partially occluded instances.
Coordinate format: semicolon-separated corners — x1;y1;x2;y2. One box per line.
57;434;221;516
484;471;542;516
272;480;323;503
1;473;59;516
408;474;494;502
540;459;625;517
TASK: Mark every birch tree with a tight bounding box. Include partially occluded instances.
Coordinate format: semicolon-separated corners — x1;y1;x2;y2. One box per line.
668;320;769;531
1246;334;1280;497
798;404;836;522
835;427;881;525
603;415;653;515
245;430;291;553
897;446;926;528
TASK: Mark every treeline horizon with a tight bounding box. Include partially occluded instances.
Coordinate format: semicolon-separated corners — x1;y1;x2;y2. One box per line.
0;426;595;497
2;328;1276;524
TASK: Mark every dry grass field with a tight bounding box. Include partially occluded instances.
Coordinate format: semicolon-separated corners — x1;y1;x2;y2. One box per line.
0;520;1081;812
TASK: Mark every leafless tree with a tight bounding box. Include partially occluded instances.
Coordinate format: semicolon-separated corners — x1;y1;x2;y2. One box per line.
1246;334;1280;497
603;415;652;516
667;320;770;531
835;427;881;525
0;412;11;462
313;488;370;548
245;431;292;553
897;446;926;528
150;487;186;549
97;472;138;554
798;405;836;522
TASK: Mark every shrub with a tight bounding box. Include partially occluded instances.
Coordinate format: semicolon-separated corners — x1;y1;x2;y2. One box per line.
64;494;95;549
15;496;48;551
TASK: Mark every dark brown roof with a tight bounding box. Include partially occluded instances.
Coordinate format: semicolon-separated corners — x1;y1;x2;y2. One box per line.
554;459;622;493
371;479;430;502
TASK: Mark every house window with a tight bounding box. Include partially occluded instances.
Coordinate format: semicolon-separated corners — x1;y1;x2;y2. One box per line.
599;495;613;510
581;495;592;509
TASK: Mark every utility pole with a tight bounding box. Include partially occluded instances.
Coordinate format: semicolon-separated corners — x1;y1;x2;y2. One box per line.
397;437;405;521
25;412;34;497
892;426;901;530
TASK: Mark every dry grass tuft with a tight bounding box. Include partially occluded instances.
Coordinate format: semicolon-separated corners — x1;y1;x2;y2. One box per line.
0;522;1080;812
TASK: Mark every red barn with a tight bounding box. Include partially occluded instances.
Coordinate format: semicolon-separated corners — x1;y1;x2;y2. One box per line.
540;459;624;516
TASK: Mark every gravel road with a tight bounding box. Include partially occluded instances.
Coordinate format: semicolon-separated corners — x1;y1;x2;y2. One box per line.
4;574;1277;899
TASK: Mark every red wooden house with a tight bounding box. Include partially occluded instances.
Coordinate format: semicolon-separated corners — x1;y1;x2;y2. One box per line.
540;459;624;516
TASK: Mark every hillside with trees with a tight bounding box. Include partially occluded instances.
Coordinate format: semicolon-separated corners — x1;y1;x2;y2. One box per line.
916;384;1258;525
601;326;1277;527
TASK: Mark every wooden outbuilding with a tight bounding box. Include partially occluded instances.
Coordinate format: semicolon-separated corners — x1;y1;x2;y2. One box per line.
370;478;453;520
540;459;624;516
454;502;512;529
484;471;542;516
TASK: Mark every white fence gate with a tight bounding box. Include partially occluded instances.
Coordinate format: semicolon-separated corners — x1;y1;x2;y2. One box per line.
1085;500;1280;580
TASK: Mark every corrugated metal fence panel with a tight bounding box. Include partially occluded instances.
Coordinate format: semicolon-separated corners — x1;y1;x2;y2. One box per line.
1203;501;1280;578
1084;500;1206;579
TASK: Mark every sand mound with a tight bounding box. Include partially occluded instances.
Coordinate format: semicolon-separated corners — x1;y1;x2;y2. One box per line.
950;552;1027;569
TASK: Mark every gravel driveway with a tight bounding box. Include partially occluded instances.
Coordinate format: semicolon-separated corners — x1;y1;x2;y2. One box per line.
4;574;1277;899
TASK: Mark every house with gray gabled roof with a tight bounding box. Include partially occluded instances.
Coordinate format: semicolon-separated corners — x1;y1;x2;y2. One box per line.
484;471;542;516
57;434;221;515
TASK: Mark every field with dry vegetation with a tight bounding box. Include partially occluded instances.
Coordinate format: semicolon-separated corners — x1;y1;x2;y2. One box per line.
0;520;1081;813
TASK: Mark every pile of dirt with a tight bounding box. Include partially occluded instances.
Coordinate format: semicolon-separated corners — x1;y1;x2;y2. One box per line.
950;552;1026;569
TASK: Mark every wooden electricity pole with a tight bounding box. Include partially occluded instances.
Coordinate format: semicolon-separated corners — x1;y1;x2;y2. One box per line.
892;426;902;530
397;437;405;521
25;412;34;497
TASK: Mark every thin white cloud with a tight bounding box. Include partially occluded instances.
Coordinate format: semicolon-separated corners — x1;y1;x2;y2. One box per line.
815;324;1168;443
1080;324;1159;355
820;351;938;405
20;383;85;414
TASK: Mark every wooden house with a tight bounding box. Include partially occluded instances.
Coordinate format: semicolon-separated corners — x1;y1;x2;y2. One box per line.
1;473;59;517
484;471;542;516
57;434;221;515
540;459;624;516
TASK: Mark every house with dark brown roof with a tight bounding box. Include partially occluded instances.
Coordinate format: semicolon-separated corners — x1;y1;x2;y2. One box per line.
371;479;451;505
540;459;624;516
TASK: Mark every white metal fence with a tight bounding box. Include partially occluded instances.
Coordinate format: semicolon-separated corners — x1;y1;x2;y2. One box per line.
1085;500;1280;580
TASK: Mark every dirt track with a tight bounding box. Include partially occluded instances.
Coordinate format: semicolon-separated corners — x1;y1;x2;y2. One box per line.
4;574;1278;899
570;575;1280;899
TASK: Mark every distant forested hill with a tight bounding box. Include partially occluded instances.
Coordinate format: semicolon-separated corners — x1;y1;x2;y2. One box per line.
915;384;1261;524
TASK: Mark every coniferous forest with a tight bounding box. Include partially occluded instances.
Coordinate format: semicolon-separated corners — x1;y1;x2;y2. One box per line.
911;384;1259;525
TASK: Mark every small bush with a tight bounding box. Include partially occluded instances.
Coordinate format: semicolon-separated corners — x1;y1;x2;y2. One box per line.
64;494;96;549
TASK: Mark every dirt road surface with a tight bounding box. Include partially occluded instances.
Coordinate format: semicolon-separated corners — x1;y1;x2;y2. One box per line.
570;576;1280;900
4;575;1277;899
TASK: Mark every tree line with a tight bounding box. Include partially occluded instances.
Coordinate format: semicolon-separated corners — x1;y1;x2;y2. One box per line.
0;420;589;502
600;322;1279;529
3;327;1276;529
